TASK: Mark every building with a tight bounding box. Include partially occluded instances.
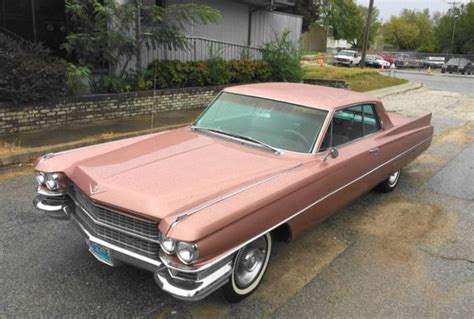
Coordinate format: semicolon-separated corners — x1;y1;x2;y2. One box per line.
0;0;303;68
139;0;303;68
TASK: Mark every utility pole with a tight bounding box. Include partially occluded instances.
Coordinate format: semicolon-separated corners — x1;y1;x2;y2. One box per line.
451;15;459;53
360;0;374;69
447;1;461;54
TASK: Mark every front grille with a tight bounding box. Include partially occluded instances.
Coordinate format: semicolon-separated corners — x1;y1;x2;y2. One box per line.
68;185;161;258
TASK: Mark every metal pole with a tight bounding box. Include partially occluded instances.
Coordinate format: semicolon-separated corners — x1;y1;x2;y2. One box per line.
135;0;143;71
451;16;458;54
360;0;374;69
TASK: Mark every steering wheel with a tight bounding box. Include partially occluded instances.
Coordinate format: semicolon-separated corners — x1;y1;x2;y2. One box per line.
281;129;310;151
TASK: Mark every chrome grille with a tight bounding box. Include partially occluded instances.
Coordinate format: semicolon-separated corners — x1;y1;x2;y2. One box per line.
68;185;161;258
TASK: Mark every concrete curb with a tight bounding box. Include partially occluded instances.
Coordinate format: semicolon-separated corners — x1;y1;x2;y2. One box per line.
0;123;190;167
369;80;423;99
0;80;424;167
392;69;474;80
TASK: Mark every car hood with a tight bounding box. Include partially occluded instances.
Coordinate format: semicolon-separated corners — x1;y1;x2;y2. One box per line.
60;128;302;220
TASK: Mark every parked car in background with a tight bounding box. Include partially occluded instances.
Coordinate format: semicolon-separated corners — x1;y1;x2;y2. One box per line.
422;56;445;69
381;52;397;65
365;55;391;68
33;83;434;303
395;54;423;69
441;58;473;75
334;50;361;67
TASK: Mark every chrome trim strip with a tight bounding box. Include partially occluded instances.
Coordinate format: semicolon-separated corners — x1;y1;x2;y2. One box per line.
180;135;432;273
154;262;232;301
70;197;161;244
37;187;67;197
169;163;303;230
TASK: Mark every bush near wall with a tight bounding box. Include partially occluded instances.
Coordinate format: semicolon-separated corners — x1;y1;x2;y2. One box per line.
143;59;274;90
0;34;68;104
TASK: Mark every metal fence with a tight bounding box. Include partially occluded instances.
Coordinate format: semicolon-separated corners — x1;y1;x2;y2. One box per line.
143;36;264;66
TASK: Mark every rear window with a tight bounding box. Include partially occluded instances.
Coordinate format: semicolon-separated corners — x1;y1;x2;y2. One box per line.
447;58;461;65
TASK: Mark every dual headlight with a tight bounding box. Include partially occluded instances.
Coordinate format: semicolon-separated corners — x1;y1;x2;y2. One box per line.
159;233;199;265
36;172;67;192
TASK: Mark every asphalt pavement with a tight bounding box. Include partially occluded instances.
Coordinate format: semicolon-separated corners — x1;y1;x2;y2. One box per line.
393;71;474;97
1;79;473;318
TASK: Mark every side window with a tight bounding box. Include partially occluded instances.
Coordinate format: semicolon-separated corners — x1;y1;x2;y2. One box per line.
319;104;381;151
362;104;381;135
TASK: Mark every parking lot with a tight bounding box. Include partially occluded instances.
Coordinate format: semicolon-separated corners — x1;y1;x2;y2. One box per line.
1;76;473;318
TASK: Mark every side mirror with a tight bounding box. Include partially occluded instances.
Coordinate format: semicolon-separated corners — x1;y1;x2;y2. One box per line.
322;147;339;161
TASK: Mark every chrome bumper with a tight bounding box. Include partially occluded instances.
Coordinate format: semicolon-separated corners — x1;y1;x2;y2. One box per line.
33;194;232;301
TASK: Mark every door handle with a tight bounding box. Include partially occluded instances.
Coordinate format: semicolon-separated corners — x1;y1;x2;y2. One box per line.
369;147;379;154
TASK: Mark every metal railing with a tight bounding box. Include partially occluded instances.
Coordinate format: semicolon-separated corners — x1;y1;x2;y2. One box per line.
143;36;264;66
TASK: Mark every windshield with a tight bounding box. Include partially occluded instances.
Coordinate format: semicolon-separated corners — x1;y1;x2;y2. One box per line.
193;92;328;153
338;51;355;57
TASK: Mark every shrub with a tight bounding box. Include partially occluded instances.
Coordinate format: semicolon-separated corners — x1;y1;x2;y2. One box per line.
263;30;303;82
227;60;257;84
253;60;273;82
67;64;92;94
0;34;68;103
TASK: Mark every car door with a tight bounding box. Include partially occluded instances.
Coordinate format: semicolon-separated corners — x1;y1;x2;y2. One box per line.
289;104;384;234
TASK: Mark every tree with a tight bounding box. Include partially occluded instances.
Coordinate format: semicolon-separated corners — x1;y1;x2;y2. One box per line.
321;0;380;48
382;9;436;52
434;3;474;54
63;0;221;78
279;0;320;33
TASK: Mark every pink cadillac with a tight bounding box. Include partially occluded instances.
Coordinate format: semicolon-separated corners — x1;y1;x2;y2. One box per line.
33;83;433;302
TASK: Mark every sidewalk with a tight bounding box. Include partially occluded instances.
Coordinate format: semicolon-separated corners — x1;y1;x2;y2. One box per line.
0;109;202;166
0;81;423;167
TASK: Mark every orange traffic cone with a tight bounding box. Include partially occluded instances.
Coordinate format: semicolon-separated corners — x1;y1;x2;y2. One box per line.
426;66;432;76
379;65;385;72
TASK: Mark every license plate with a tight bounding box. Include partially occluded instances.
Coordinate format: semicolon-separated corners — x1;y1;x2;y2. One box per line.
86;239;113;266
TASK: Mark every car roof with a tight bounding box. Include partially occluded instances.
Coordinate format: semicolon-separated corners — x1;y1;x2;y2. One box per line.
222;83;380;111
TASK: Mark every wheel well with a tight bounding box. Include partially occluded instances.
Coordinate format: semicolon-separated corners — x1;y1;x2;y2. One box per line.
271;223;292;242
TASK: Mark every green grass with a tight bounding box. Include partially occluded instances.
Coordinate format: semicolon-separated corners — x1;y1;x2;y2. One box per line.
303;66;408;92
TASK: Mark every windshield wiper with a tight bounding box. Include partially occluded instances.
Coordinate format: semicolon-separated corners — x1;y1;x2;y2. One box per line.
191;126;282;154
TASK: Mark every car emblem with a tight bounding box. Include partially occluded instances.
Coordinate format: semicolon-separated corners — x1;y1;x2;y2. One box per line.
89;183;104;195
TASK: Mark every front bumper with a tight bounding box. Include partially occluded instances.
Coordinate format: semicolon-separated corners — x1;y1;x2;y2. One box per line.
33;194;233;301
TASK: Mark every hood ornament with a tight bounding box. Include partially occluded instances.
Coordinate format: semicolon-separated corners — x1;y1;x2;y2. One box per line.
89;183;105;196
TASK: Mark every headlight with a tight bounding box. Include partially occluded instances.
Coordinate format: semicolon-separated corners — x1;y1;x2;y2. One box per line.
159;234;176;254
176;241;199;265
36;172;46;185
36;171;67;192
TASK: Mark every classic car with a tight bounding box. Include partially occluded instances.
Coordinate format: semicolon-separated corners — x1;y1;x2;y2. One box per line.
33;83;433;303
441;57;473;75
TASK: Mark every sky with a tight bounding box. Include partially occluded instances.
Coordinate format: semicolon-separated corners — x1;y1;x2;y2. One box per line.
355;0;472;21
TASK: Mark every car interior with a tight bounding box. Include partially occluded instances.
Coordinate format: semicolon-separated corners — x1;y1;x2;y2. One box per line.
320;104;381;151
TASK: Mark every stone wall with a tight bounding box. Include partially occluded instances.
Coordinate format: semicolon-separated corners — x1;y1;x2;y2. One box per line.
0;85;226;134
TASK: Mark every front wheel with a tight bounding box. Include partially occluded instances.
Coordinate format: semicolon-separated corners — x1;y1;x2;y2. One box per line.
221;233;272;303
374;169;401;193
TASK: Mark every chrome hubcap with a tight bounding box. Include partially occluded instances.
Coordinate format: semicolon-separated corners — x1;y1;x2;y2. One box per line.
388;171;400;186
234;237;267;288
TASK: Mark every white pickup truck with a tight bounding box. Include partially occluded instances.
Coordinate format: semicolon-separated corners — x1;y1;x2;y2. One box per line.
334;50;361;67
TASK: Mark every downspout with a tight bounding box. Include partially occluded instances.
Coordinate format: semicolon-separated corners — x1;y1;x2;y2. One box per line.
247;6;264;47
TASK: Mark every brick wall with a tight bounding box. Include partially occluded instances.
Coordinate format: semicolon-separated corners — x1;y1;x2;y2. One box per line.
0;85;226;134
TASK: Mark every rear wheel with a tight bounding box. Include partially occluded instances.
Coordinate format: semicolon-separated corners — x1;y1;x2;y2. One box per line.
374;169;401;193
221;233;272;303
